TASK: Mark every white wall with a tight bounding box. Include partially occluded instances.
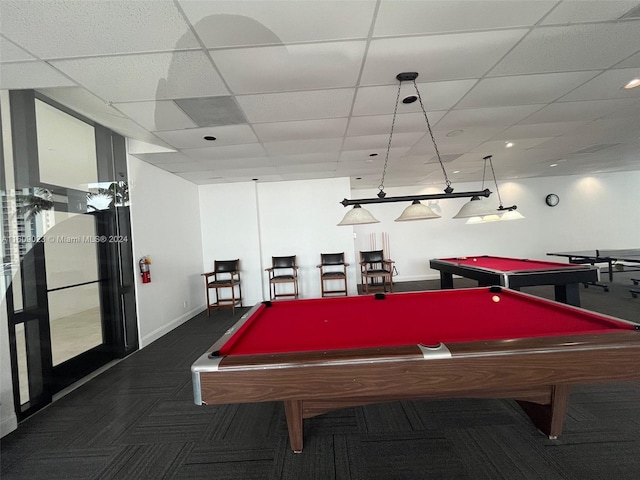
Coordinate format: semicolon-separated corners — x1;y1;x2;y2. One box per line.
352;171;640;281
198;177;356;304
128;156;204;347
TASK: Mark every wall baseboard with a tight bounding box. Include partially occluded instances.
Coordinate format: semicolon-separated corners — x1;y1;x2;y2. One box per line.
1;412;18;438
140;304;205;348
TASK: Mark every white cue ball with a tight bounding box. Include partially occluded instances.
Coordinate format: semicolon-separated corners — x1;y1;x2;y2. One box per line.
492;295;500;303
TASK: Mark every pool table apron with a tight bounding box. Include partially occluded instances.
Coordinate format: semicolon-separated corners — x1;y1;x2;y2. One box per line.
193;332;640;453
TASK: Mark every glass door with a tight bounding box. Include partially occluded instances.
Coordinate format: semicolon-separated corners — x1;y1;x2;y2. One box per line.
1;90;138;419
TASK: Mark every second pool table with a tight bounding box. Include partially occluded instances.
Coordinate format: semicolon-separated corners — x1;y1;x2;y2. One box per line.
192;287;640;453
430;255;599;306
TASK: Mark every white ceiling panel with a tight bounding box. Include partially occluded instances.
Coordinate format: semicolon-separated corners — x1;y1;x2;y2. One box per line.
0;0;198;58
0;0;634;187
559;68;640;101
353;79;478;116
236;89;355;123
438;105;544;129
540;1;640;24
182;143;267;161
263;138;343;156
374;0;555;36
115;100;198;132
154;125;258;149
212;42;366;94
519;98;640;124
254;118;348;142
0;61;77;89
50;52;228;103
178;0;376;47
0;37;35;62
347;112;447;137
361;30;528;85
457;71;600;108
489;22;640;76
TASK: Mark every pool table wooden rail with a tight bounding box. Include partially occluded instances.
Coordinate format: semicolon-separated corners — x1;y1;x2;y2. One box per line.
193;331;640;453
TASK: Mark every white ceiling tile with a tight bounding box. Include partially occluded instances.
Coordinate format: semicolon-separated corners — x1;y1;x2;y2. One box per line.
489;23;640;76
132;152;192;165
236;89;355;123
353;79;478;116
374;0;555;36
0;0;198;58
197;156;276;170
559;68;640;101
212;41;366;94
615;51;640;68
274;153;340;166
154;125;258;149
50;52;228;103
114;101;198;132
518;98;638;124
540;1;640;24
470;137;555;153
0;37;35;62
161;161;212;173
254;118;348;142
0;61;77;89
347;112;447;137
275;162;338;175
182;143;267;161
361;30;528;85
342;132;424;151
438;105;544;129
178;0;376;47
339;148;410;163
491;121;589;140
264;138;343;156
457;71;600;108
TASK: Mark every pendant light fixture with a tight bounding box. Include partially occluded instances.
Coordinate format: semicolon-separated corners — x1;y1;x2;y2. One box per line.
338;72;492;226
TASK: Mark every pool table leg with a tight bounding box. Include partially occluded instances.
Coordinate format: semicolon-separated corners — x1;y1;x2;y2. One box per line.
284;400;304;453
517;384;570;439
555;283;580;306
440;272;454;289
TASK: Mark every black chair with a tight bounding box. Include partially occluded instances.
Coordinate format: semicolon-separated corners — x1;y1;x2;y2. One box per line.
202;259;242;315
360;250;394;294
266;255;299;300
317;252;349;297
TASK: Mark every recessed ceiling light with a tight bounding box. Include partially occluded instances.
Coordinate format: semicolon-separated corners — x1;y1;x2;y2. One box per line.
453;170;460;174
369;153;378;157
203;136;217;141
252;178;259;181
623;78;640;89
446;130;464;137
505;141;514;148
355;177;362;180
550;163;558;167
402;95;417;104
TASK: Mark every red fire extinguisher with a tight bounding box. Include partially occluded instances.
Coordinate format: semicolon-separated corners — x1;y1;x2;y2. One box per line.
139;256;151;283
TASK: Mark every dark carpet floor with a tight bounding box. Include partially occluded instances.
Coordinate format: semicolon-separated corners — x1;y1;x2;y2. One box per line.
2;273;639;479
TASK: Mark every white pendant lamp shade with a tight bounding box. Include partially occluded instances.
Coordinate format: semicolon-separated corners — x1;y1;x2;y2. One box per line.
395;200;441;222
337;204;380;226
453;196;498;219
500;209;525;221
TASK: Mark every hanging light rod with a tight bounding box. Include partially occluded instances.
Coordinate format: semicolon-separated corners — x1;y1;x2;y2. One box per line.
340;188;492;207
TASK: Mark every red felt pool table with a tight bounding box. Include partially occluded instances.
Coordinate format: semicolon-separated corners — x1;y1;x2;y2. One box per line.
430;255;599;306
191;287;640;453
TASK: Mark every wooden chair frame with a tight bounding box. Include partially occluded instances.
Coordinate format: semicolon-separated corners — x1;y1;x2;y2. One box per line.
317;252;349;297
202;259;242;315
265;255;299;300
360;250;394;294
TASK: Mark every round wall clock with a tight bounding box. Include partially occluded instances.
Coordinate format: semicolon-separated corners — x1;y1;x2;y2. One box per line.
545;194;560;207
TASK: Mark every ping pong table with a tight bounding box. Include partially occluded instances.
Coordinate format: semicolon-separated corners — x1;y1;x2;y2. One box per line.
547;249;640;284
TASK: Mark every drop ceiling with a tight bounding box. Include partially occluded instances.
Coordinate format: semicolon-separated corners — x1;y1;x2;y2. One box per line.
1;0;639;188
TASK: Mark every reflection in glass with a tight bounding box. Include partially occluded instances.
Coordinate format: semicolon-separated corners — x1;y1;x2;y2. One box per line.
14;323;29;405
49;283;103;366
